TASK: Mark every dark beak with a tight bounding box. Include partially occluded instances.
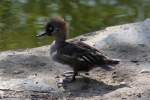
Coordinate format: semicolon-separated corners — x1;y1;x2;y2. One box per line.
36;31;47;37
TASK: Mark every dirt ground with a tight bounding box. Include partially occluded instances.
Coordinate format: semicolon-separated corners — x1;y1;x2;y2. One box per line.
0;19;150;100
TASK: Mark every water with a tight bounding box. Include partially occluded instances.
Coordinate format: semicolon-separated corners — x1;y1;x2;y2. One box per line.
0;0;150;51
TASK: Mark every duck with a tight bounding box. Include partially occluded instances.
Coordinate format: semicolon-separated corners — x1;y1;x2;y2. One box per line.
37;16;120;82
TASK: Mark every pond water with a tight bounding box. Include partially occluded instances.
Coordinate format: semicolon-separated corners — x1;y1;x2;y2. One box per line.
0;0;150;51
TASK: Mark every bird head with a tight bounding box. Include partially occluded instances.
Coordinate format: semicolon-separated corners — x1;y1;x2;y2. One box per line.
37;16;68;41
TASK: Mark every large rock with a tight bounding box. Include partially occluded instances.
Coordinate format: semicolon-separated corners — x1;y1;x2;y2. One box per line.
0;19;150;100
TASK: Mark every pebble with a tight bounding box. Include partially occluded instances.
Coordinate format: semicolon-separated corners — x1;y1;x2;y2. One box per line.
130;60;139;63
57;78;63;88
137;93;142;98
140;70;150;73
120;82;126;85
34;73;37;76
13;70;24;74
55;75;59;78
35;82;38;84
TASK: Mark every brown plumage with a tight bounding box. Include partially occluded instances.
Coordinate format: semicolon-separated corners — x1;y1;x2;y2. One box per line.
37;16;120;81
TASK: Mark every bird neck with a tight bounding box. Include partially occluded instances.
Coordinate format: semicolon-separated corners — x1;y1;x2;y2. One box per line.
54;37;66;49
54;32;67;46
54;41;66;50
55;36;66;42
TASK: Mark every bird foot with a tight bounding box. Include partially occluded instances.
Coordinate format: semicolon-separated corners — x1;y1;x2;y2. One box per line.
57;77;75;88
63;71;74;74
62;71;74;78
57;71;76;87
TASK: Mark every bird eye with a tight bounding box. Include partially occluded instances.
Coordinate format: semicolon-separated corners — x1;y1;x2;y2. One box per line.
47;25;54;33
46;23;59;34
49;26;53;31
49;26;59;33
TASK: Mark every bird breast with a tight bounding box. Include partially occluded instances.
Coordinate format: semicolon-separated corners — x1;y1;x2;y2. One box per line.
49;43;72;71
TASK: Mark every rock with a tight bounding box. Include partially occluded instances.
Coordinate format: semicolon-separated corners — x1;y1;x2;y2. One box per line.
1;19;150;99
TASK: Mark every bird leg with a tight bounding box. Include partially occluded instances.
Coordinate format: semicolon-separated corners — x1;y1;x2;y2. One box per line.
62;71;74;79
71;71;78;81
61;71;78;82
57;70;78;87
63;71;78;82
57;71;79;87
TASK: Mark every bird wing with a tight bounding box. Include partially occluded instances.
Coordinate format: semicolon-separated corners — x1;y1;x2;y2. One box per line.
56;41;108;66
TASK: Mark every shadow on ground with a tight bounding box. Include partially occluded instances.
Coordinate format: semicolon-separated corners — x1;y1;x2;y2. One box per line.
61;76;127;97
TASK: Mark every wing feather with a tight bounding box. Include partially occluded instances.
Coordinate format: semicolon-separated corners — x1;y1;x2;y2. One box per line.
56;41;108;65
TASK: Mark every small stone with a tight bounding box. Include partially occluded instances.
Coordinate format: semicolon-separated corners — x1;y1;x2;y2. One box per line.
55;75;60;78
140;69;150;73
68;92;72;96
13;70;24;74
35;82;38;84
80;38;87;41
122;97;127;100
128;94;132;96
112;75;117;78
35;73;37;76
130;60;139;63
39;62;46;66
120;82;126;85
112;71;117;75
136;63;140;65
138;44;145;47
137;93;142;98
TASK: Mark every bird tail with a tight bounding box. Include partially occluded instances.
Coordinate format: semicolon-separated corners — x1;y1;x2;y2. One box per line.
105;59;120;65
97;59;120;71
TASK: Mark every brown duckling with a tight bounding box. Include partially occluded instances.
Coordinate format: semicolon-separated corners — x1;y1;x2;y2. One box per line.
37;16;119;82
